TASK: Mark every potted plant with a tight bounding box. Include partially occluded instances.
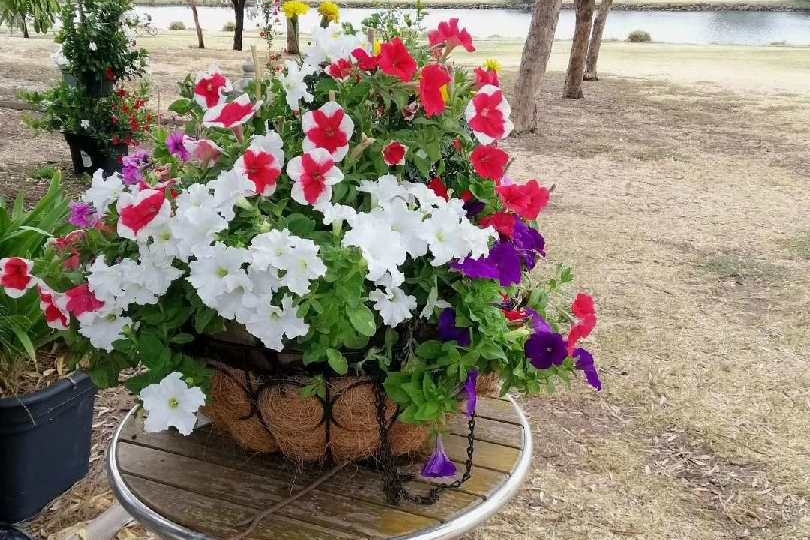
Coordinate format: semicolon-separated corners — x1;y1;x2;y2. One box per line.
6;17;602;502
0;173;97;524
22;0;150;175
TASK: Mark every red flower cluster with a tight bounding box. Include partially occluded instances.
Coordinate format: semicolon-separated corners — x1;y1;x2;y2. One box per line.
567;294;597;353
496;180;550;220
428;18;475;53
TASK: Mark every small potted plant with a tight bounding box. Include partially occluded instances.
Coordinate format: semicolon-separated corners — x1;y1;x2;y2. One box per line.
6;18;602;502
0;173;97;524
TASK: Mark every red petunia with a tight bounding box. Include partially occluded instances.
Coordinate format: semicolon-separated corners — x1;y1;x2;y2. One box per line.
286;148;344;207
428;18;475;53
378;38;418;82
64;283;105;321
496;180;549;220
428;177;449;201
302;101;355;162
194;68;232;109
474;67;500;89
327;58;354;82
419;64;451;118
39;286;70;330
503;309;526;323
567;293;597;354
352;47;379;72
479;212;517;238
202;93;262;129
0;257;35;298
382;141;408;166
464;85;514;145
237;149;282;196
471;144;509;182
116;189;169;241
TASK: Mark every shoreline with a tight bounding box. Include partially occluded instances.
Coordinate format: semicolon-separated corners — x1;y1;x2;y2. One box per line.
132;0;810;12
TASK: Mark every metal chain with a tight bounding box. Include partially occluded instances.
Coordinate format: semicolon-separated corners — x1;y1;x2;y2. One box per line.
373;381;477;506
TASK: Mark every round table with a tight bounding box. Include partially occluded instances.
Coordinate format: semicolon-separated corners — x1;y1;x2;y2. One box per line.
108;395;532;540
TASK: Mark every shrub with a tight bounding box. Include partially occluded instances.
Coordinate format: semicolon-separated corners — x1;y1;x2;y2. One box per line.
169;21;186;30
222;21;235;31
627;29;651;43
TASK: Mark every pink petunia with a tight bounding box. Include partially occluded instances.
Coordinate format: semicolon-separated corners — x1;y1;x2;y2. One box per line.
0;257;35;298
464;85;514;145
116;189;170;241
302;102;355;162
202;93;262;129
377;38;418;82
193;67;233;109
286;148;344;207
382;141;408;166
428;18;475;53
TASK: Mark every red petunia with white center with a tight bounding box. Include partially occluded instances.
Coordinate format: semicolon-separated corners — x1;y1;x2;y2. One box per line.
382;141;408;167
286;148;344;207
234;131;285;197
302;101;355;162
38;285;70;330
193;67;233;109
202;93;262;129
116;188;171;241
464;84;514;145
64;283;105;322
0;257;35;298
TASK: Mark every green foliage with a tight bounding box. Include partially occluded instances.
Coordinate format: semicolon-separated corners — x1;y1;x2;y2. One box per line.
222;20;235;31
628;29;652;43
169;20;185;30
360;2;427;47
0;0;59;36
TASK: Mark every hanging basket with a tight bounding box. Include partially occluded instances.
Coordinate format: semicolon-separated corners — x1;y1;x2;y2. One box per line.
204;365;430;463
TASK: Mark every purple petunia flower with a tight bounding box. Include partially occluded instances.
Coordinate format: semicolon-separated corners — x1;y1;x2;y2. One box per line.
525;330;568;370
463;198;485;217
438;308;471;347
68;201;99;228
573;347;602;391
166;131;189;161
524;308;553;334
512;221;545;270
453;241;522;287
121;149;150;185
464;369;478;418
421;435;457;478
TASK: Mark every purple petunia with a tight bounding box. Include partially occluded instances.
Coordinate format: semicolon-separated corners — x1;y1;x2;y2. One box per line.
463;198;485;217
524;308;553;334
525;330;568;370
421;435;457;478
453;241;522;287
68;201;99;228
573;347;602;391
166;131;189;161
463;369;479;418
121;149;150;185
438;308;471;347
512;220;545;270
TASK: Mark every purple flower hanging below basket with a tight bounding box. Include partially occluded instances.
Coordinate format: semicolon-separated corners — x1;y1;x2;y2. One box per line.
464;369;478;418
421;435;457;478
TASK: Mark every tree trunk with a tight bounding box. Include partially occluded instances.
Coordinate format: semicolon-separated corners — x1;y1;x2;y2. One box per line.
584;0;612;81
512;0;563;134
232;0;245;51
286;17;300;54
562;0;595;99
21;17;30;38
190;0;205;49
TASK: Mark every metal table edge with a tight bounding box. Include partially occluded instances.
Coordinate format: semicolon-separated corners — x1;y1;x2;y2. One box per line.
108;396;533;540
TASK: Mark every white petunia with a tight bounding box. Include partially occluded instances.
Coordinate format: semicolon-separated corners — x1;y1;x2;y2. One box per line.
77;308;131;352
377;201;428;257
342;211;407;285
315;201;357;226
140;372;206;436
249;230;327;296
80;119;90;129
207;168;253;221
418;203;472;266
249;229;297;271
82;169;124;214
89;41;97;51
369;286;416;327
305;24;365;66
358;174;410;207
278;60;317;111
187;243;252;314
242;295;308;351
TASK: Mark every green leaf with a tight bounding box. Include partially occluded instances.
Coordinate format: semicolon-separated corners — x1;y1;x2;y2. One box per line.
168;98;193;116
348;304;376;337
326;348;348;375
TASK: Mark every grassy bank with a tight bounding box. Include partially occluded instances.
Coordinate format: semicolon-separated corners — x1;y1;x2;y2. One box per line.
133;0;810;11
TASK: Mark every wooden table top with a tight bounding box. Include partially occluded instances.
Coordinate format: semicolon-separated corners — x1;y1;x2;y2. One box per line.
108;396;532;540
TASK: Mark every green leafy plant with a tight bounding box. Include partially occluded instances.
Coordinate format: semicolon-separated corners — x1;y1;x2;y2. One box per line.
628;29;652;43
169;20;185;30
0;0;59;37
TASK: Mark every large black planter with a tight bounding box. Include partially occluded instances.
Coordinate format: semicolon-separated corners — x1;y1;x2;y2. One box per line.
64;133;127;176
62;71;113;98
0;373;96;524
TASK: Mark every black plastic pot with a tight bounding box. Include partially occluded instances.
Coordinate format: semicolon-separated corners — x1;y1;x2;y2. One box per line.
62;71;113;98
0;373;96;524
63;133;128;176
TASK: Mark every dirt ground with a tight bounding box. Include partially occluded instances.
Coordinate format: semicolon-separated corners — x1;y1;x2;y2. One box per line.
1;33;808;540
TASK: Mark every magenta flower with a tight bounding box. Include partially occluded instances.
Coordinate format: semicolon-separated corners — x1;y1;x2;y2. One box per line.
525;330;567;370
573;348;602;390
464;370;478;418
121;150;150;185
454;241;522;287
438;308;471;347
68;201;99;228
166;131;189;161
421;435;457;478
525;308;552;334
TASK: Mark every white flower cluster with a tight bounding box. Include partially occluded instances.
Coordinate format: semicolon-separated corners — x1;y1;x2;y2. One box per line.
305;24;365;67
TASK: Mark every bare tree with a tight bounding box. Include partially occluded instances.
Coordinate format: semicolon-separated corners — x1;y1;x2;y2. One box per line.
562;0;595;99
232;0;246;50
512;0;564;133
584;0;613;81
188;0;205;49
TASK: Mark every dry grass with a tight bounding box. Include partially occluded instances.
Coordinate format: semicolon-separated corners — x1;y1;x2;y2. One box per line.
1;34;808;539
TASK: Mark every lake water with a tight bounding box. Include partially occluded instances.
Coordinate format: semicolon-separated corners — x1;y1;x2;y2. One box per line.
134;6;810;46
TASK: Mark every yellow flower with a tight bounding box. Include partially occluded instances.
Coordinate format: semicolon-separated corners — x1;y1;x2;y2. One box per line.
439;84;449;103
318;1;340;23
372;40;382;56
483;58;502;73
282;0;310;19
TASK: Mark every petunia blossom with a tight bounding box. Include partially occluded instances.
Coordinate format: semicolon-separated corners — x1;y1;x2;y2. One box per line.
140;372;207;435
68;201;99;229
511;220;545;269
166;130;190;161
38;286;70;330
421;435;457;478
438;308;471;347
464;84;514;145
184;138;223;168
464;369;479;418
428;177;449;201
453;241;522;287
327;58;353;81
0;257;35;298
567;293;597;353
479;212;517;238
382;141;408;166
202;93;262;129
474;67;500;89
420;63;452;118
496;180;550;221
233;132;284;197
193;67;232;109
64;283;105;322
573;347;602;391
116;188;170;241
471;145;509;182
428;18;475;54
525;330;568;370
351;47;379;72
378;38;417;82
286;148;344;207
302;101;354;162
